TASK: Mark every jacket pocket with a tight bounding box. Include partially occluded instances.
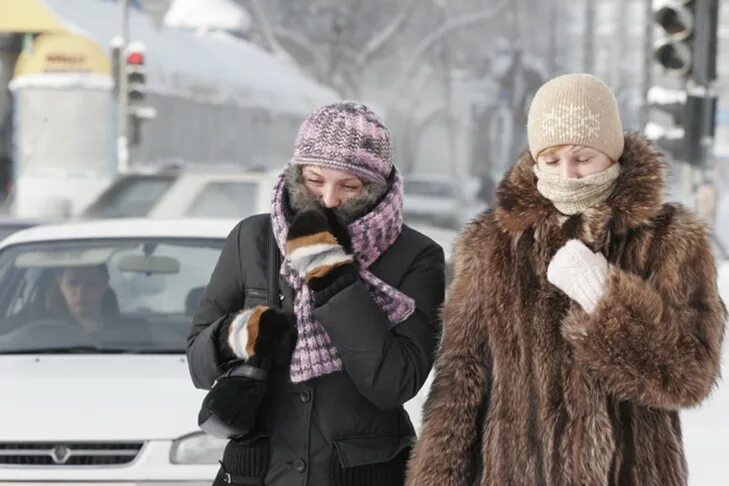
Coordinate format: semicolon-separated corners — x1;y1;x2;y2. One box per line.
330;435;412;486
214;435;270;486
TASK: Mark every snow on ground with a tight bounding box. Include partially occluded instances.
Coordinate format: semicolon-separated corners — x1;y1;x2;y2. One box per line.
405;255;729;485
682;261;729;486
403;224;455;432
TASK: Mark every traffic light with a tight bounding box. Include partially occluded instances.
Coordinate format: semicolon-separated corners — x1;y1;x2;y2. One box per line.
653;0;693;77
123;41;156;146
652;0;718;82
125;41;146;103
647;0;719;166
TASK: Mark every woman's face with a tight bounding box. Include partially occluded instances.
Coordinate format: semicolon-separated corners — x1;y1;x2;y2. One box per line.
302;166;365;208
536;145;614;179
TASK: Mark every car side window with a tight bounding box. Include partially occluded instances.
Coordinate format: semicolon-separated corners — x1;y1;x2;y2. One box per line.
85;176;175;218
2;267;45;318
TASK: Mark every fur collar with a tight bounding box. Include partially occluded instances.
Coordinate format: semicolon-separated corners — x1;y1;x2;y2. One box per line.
283;165;388;223
494;132;666;234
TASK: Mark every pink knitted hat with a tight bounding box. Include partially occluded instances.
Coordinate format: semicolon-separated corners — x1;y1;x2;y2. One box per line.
290;102;393;184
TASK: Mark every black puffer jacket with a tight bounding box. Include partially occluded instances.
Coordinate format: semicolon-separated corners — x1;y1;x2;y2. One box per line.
188;214;445;486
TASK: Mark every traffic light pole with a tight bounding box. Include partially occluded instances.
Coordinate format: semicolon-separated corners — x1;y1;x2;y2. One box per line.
640;0;653;129
116;0;130;174
687;0;719;225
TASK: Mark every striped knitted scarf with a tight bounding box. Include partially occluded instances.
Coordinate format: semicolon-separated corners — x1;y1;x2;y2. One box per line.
270;167;415;383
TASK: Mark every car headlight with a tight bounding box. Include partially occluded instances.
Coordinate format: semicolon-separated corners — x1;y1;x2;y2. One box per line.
170;431;228;464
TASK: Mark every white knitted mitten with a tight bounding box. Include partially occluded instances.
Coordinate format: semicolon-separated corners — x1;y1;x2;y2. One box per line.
547;239;609;314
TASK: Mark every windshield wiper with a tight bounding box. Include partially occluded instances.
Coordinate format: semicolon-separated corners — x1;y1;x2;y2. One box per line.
0;346;186;355
0;346;135;355
126;349;185;354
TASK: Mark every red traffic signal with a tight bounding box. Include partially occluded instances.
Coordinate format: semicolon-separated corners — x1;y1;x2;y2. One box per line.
123;41;147;103
126;51;144;66
125;41;146;66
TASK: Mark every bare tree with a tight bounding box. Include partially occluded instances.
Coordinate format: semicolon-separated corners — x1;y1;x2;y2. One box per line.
241;0;428;97
387;0;511;107
355;0;419;68
237;0;556;177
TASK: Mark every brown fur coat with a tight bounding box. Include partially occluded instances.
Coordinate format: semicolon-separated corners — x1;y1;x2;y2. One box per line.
406;133;726;486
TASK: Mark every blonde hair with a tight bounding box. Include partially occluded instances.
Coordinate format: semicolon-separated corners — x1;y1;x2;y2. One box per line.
536;144;616;163
537;145;577;157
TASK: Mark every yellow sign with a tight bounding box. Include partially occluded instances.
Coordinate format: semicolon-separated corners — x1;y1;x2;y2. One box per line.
14;32;111;76
0;0;66;33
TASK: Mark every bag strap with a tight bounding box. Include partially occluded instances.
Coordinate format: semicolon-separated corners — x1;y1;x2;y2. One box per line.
224;363;267;381
266;218;281;309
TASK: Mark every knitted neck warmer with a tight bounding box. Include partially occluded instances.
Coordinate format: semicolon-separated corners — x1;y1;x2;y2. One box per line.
270;167;415;383
532;163;621;215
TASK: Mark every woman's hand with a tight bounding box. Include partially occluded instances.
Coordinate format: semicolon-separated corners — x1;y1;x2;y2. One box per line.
547;239;609;314
227;306;297;365
286;207;357;292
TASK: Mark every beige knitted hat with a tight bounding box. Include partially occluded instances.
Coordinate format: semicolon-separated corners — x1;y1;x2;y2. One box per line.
527;73;624;161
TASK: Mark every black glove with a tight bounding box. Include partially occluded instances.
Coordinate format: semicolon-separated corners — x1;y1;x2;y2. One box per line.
255;307;297;368
322;207;353;253
201;308;297;440
286;207;358;293
225;306;297;368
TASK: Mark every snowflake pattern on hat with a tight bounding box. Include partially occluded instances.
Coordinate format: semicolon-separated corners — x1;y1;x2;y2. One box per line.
542;103;601;141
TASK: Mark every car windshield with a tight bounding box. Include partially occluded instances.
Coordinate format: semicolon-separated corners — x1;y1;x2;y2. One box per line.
0;237;222;354
84;175;176;218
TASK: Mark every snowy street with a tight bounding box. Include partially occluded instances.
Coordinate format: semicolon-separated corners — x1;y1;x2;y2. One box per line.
682;261;729;486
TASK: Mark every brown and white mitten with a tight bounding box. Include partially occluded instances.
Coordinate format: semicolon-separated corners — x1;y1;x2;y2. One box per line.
286;208;357;292
226;306;296;364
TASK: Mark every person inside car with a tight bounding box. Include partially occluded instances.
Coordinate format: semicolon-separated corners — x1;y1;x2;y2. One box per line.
48;265;113;335
1;264;144;342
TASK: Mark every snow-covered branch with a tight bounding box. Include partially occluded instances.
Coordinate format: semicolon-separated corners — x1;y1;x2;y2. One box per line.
245;0;294;64
272;28;328;79
389;0;511;104
356;0;418;67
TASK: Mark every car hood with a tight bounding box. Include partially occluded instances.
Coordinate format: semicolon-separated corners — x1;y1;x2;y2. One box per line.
0;355;207;441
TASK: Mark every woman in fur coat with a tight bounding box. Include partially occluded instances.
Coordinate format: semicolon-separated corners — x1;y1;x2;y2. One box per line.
405;73;726;486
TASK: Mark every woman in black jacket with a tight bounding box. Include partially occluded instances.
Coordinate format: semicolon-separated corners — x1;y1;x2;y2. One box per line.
187;102;445;486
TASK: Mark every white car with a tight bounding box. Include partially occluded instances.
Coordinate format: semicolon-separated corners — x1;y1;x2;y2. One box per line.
0;217;45;242
82;167;279;219
0;218;238;484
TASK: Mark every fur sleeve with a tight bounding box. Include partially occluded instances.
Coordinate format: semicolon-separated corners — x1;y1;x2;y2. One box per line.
562;207;727;409
406;219;493;486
